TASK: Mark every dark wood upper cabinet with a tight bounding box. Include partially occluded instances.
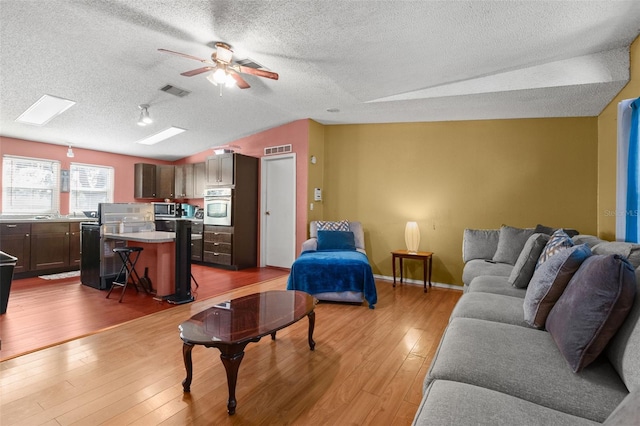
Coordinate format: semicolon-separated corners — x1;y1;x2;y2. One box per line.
134;163;157;199
156;165;175;199
206;153;235;186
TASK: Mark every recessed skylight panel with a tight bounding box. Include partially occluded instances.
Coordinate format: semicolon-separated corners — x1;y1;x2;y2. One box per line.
15;94;76;126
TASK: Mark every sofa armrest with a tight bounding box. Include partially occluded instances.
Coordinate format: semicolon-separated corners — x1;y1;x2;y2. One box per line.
463;228;500;262
301;238;317;252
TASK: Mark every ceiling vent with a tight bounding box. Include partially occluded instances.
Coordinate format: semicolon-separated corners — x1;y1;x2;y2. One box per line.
235;58;265;70
264;144;292;156
159;84;191;97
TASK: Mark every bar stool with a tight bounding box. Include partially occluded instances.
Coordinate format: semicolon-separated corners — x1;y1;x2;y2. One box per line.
106;246;143;303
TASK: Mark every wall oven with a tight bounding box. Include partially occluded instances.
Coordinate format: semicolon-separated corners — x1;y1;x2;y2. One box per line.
204;187;232;226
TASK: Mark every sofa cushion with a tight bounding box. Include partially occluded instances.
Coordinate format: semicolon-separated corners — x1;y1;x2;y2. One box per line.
537;229;574;268
523;244;591;329
572;234;605;248
492;225;535;265
414;380;600;426
466;275;527;298
462;228;500;262
424;318;628;422
462;259;513;287
450;292;528;327
508;233;550;288
546;254;637;373
592;241;640;269
316;230;356;251
535;224;580;238
605;270;640;392
603;390;640;426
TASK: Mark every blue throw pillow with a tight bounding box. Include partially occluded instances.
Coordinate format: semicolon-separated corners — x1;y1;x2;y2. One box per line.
317;231;356;251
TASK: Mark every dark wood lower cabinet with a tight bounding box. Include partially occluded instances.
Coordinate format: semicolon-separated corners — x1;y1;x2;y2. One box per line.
203;225;256;270
0;223;31;274
0;221;83;278
31;222;70;271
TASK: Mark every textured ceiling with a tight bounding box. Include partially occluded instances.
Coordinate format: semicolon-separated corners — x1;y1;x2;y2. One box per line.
1;1;639;161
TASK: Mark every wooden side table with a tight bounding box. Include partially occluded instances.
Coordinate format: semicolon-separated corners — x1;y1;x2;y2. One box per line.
391;250;433;293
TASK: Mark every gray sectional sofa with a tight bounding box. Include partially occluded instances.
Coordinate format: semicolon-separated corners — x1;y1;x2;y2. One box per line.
412;226;640;425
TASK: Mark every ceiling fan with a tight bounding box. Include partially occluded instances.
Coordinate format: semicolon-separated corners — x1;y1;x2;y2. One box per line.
158;42;278;95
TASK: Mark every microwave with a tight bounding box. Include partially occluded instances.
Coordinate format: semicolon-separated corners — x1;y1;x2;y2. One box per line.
153;202;177;218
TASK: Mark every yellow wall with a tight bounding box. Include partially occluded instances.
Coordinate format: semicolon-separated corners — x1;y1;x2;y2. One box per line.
322;118;599;286
307;120;325;227
597;36;640;240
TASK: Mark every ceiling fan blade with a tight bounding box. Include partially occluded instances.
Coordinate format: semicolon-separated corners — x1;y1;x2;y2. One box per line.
230;71;250;89
230;64;279;80
180;66;215;77
158;48;212;64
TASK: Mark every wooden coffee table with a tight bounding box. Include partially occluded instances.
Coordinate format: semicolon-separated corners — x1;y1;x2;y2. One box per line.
178;290;316;415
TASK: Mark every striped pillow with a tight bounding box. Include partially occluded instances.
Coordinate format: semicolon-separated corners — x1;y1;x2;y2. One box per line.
316;220;349;232
536;229;573;269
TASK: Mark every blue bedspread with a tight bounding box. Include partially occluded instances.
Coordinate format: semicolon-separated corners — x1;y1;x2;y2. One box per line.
287;250;377;308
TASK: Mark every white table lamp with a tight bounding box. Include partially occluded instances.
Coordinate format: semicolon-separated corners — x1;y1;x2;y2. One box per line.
405;221;420;253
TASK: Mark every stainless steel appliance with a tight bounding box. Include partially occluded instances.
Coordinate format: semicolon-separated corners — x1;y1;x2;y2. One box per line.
153;202;177;218
81;203;155;290
204;187;232;226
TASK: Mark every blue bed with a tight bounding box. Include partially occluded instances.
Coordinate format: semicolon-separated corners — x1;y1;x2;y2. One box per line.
287;249;377;308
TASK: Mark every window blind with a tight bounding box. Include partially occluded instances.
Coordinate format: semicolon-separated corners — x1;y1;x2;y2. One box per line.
2;155;60;213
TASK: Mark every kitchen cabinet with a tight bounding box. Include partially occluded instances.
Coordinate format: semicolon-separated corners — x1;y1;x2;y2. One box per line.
31;222;71;271
69;222;81;266
204;226;232;266
0;223;31;274
206;153;234;186
156;165;175;199
175;164;197;199
134;163;157;198
193;162;206;198
191;221;203;262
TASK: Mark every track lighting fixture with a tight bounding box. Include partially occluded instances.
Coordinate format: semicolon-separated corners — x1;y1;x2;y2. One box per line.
137;104;153;126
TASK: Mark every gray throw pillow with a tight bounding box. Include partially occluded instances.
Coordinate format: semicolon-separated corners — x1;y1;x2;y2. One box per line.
592;241;640;269
523;244;591;329
508;233;550;288
462;228;499;262
546;254;637;373
492;225;535;265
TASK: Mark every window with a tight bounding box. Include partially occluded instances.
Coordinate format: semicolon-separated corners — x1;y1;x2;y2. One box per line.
69;163;114;213
616;98;640;243
2;155;60;214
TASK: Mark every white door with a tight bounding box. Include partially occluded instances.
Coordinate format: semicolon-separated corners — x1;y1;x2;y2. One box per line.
261;154;296;268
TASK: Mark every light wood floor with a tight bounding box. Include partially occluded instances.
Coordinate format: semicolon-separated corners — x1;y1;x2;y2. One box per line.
1;277;461;425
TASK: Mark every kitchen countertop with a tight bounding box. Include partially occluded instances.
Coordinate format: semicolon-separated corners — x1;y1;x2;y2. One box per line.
104;231;203;243
0;216;98;223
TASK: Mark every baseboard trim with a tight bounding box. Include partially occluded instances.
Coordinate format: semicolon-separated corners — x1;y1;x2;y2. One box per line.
373;274;463;291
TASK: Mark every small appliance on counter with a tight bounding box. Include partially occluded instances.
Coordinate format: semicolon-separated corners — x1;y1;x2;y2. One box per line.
153;202;177;218
180;203;197;218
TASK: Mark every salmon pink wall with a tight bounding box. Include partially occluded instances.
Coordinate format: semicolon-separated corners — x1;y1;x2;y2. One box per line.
0;136;171;215
180;119;311;254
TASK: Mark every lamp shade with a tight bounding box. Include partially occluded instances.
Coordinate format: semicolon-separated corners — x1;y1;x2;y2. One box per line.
405;221;420;253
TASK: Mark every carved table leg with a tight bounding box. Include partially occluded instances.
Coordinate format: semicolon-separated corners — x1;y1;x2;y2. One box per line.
219;347;247;415
182;343;194;392
308;310;316;351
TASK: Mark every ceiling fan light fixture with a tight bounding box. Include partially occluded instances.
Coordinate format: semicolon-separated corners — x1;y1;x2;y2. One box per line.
212;68;227;85
225;73;237;88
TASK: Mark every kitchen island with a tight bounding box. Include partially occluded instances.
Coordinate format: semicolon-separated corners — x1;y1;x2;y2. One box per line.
104;230;201;298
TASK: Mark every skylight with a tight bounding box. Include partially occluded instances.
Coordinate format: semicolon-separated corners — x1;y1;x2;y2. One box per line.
135;127;186;145
15;94;76;126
